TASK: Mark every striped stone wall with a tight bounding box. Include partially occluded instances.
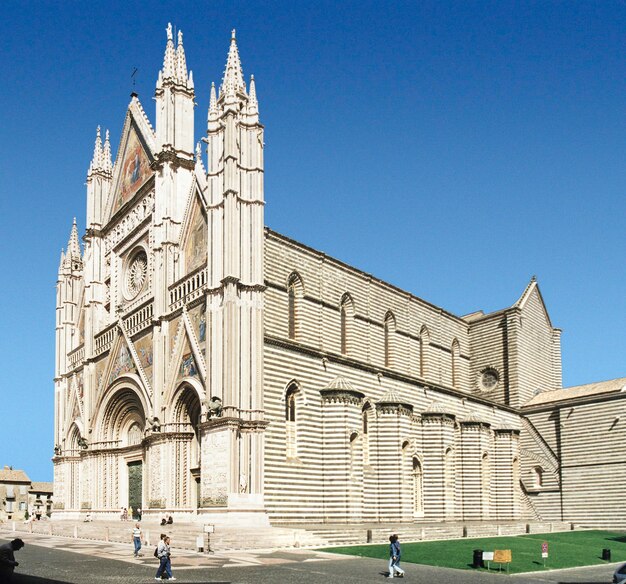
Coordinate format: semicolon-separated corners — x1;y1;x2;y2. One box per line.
525;393;626;528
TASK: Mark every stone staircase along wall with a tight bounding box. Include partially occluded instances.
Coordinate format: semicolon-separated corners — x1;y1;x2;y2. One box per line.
0;519;575;552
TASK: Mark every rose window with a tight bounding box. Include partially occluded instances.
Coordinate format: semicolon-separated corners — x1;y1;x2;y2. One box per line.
125;251;148;299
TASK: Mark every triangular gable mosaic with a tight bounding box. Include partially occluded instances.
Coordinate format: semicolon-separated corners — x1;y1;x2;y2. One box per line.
107;338;137;386
111;122;152;215
177;337;199;383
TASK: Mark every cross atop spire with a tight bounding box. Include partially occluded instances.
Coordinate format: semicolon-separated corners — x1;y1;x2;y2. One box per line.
220;28;246;101
157;22;192;90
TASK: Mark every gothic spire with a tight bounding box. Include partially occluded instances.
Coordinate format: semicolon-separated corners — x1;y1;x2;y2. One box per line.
208;82;218;121
88;126;103;174
220;29;246;100
157;23;193;89
102;130;112;173
162;22;176;80
248;74;258;114
176;29;188;83
66;218;82;263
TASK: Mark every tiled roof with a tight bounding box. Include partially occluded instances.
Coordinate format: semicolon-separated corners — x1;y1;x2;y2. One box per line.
0;468;30;483
29;482;53;493
525;377;626;407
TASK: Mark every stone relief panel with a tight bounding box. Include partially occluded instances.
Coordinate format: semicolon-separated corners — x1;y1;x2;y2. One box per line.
201;430;228;506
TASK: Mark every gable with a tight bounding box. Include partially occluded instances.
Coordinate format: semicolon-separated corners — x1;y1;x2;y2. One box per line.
109;118;154;218
521;286;552;329
107;335;137;387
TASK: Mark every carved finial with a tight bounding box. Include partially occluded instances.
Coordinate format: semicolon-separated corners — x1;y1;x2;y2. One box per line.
178;29;183;45
231;28;236;40
166;22;173;41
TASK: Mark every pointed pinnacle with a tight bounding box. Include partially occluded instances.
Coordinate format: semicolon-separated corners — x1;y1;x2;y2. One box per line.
103;129;112;172
89;126;104;173
176;29;188;84
162;22;176;79
209;82;217;112
67;218;81;261
220;28;245;98
248;74;258;112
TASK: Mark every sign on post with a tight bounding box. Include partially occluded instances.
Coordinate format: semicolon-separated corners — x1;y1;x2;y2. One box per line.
542;541;549;566
482;551;494;570
493;549;512;573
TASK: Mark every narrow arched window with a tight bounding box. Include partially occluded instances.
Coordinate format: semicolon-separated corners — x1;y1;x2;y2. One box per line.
340;304;347;354
287;273;304;341
412;457;423;515
362;403;371;465
451;339;460;387
533;466;543;488
384;311;396;367
288;286;296;339
285;383;299;459
340;293;355;357
419;325;430;378
286;387;297;422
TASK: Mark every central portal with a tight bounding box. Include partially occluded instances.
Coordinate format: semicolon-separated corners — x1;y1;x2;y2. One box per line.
128;461;143;517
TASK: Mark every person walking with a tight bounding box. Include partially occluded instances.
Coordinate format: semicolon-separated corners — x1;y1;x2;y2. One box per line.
131;522;143;557
0;538;25;582
155;535;176;580
388;534;405;578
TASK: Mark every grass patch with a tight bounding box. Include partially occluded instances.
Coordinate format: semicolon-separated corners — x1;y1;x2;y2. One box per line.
322;530;626;574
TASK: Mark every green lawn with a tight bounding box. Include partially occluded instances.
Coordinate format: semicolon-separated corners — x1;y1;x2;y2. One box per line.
322;530;626;574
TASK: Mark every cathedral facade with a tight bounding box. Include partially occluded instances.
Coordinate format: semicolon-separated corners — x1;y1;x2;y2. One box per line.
54;26;622;527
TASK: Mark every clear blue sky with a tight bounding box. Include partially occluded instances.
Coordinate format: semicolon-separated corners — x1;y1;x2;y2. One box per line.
1;1;625;482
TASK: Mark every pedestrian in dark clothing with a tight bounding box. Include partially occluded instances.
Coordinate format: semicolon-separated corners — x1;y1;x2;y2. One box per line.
0;539;25;582
388;534;405;578
155;535;176;580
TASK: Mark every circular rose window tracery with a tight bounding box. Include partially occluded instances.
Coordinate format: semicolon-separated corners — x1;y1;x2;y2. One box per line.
124;250;148;299
479;368;499;391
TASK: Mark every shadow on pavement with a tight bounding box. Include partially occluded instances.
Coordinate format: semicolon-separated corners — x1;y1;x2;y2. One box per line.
12;575;69;584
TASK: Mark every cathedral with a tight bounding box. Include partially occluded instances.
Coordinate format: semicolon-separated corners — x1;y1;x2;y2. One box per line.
53;25;626;528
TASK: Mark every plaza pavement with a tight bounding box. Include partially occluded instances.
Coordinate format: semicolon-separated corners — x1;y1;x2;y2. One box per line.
1;534;618;584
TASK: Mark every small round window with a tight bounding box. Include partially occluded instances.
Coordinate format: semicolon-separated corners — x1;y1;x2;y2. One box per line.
480;368;499;391
124;249;148;300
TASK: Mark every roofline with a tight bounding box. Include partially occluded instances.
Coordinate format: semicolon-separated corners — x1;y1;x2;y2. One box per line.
265;227;469;326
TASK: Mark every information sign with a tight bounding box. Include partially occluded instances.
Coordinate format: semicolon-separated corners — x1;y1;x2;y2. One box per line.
482;551;494;561
494;549;512;563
